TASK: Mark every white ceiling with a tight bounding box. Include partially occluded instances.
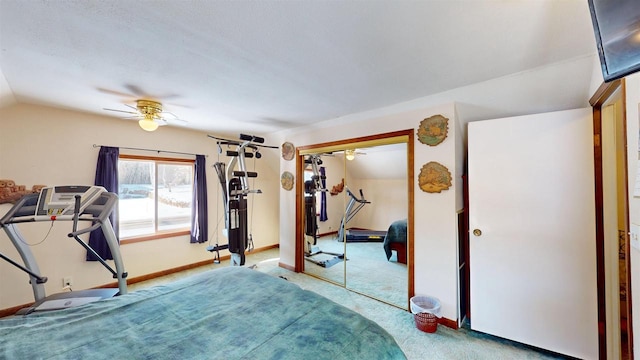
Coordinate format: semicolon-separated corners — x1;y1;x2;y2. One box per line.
0;0;599;136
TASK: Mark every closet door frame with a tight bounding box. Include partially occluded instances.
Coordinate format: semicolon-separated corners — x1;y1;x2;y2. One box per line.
294;129;415;308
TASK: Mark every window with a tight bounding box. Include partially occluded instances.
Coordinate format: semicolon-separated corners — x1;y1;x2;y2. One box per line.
118;155;194;241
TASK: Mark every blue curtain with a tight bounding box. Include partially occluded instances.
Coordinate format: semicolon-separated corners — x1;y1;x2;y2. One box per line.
320;166;328;221
190;155;208;243
87;146;119;261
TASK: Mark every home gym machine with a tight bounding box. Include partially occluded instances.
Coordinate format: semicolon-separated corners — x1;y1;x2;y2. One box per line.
304;154;345;268
336;187;386;242
0;185;128;315
206;134;277;266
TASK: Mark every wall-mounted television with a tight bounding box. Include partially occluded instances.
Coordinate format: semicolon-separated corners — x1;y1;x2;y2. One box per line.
588;0;640;82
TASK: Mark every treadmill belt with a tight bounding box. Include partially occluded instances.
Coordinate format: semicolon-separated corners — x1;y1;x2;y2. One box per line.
345;229;386;242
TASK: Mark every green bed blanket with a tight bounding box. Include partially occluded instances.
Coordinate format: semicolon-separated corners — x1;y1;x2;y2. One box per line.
383;219;407;261
0;266;406;359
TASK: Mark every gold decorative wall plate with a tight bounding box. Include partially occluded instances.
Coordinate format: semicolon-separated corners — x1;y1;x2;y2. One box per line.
419;161;452;193
280;171;294;191
281;142;295;161
417;115;449;146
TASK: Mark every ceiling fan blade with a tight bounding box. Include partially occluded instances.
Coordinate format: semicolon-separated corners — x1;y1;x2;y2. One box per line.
97;87;136;98
103;108;139;115
161;111;178;119
124;84;149;98
161;111;188;124
123;84;183;101
155;93;181;100
124;103;139;111
166;102;192;109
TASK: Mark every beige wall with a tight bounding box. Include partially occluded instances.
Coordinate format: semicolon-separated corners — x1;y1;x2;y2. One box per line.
0;103;280;309
347;178;407;231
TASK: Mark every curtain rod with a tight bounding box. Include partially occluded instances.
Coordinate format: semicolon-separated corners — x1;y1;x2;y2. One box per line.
92;144;206;157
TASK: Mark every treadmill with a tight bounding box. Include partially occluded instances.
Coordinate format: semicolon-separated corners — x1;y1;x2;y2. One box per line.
336;187;386;242
0;185;128;315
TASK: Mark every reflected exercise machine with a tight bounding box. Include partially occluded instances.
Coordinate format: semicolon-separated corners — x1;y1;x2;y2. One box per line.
304;154;345;268
0;185;128;315
207;134;277;266
336;187;386;242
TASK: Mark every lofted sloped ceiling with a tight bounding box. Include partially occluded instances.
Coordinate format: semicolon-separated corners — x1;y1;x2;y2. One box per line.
342;143;407;181
0;1;598;135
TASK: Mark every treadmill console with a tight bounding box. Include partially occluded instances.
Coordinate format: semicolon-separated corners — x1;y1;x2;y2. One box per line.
35;185;106;220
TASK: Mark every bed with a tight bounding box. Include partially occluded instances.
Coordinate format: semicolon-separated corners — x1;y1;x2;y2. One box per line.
383;219;408;264
0;266;406;360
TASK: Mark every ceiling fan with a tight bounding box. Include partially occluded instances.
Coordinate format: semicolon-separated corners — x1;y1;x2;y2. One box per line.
103;99;186;131
343;149;366;161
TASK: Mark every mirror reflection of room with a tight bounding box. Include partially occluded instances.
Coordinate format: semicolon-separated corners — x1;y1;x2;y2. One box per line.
343;143;408;309
303;152;346;286
302;142;408;309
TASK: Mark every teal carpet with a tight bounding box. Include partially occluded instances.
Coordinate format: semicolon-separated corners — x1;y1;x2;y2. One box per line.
132;248;569;360
303;236;408;308
250;254;567;360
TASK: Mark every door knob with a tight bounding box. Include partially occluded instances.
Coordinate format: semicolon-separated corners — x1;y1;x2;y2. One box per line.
473;229;482;236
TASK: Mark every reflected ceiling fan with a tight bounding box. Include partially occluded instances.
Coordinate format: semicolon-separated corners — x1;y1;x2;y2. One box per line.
343;149;366;161
315;149;366;160
103;99;187;132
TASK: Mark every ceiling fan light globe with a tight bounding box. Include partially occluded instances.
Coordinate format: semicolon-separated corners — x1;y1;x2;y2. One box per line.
345;149;355;161
139;119;159;131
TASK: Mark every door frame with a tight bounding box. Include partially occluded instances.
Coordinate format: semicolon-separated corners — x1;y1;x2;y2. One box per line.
589;78;633;359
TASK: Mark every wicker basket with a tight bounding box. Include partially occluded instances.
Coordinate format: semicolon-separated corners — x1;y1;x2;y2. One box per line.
410;296;441;333
414;312;438;333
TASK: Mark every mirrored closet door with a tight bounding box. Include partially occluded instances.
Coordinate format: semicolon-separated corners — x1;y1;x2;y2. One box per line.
297;130;413;309
300;151;346;286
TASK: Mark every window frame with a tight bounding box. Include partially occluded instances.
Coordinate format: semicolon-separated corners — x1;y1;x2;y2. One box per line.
118;154;194;244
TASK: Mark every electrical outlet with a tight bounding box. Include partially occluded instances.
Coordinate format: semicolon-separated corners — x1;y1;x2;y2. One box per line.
63;276;73;288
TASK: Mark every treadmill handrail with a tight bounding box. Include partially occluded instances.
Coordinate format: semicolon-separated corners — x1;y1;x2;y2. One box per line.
0;192;118;224
346;187;370;204
68;222;102;237
0;193;40;225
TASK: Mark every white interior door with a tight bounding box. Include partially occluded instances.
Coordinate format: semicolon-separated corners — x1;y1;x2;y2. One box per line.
468;108;598;359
